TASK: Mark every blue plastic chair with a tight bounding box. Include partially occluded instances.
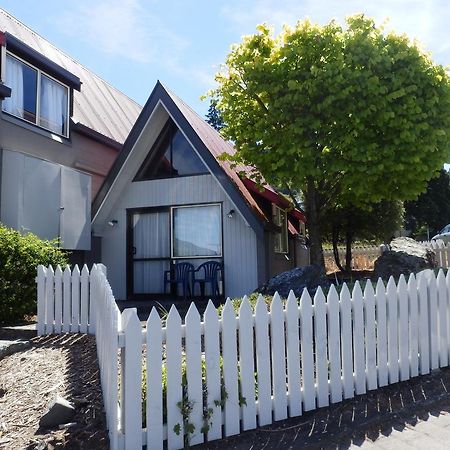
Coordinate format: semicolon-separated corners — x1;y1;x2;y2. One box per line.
193;261;222;298
164;262;194;299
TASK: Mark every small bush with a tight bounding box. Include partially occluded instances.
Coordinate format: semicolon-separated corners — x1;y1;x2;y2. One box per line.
0;224;68;324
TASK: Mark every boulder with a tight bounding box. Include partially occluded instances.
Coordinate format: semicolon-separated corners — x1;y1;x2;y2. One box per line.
258;264;330;298
374;237;437;279
39;395;75;428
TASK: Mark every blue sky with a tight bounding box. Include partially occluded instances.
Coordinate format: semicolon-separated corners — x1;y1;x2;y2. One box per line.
1;0;449;117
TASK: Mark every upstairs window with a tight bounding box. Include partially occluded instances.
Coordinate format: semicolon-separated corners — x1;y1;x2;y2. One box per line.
135;119;209;180
273;205;288;253
2;53;69;137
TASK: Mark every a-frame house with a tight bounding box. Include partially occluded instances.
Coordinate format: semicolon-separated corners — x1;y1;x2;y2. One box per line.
92;82;306;300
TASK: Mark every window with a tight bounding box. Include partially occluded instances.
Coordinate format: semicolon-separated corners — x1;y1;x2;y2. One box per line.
135;120;208;180
2;53;69;136
273;205;288;253
172;204;222;258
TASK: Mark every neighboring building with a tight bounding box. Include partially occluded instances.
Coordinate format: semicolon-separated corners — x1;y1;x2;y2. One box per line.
92;82;307;299
0;9;141;256
0;9;308;301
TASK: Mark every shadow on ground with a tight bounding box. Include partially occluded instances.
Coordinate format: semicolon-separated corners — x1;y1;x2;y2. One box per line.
32;334;109;449
0;333;108;449
196;367;450;449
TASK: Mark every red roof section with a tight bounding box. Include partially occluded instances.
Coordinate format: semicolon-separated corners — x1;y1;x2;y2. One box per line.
164;86;305;225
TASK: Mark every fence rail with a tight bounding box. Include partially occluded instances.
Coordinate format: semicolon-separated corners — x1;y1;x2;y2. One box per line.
37;264;450;450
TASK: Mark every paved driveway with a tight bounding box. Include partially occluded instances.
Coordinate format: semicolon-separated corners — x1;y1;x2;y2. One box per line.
351;409;450;449
196;367;450;449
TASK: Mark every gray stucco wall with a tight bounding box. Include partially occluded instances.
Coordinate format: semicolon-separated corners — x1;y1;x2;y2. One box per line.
0;111;119;197
0;149;91;249
94;174;259;300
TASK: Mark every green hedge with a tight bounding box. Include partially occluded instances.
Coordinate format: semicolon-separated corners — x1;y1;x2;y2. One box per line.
0;224;68;324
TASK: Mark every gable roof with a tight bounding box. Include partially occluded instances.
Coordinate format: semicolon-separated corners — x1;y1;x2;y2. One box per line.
93;82;305;238
93;81;269;237
0;8;142;145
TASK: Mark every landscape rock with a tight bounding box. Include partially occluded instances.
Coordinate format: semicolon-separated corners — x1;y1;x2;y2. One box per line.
374;237;437;279
0;339;31;360
258;264;330;298
39;395;75;429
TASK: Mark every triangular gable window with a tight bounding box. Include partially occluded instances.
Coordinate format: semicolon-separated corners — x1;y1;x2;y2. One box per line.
135;119;209;181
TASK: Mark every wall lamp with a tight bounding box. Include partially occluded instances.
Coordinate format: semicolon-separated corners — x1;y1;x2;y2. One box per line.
108;219;118;227
227;209;235;219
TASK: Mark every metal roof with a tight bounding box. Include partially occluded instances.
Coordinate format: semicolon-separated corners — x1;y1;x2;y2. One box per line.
0;9;142;145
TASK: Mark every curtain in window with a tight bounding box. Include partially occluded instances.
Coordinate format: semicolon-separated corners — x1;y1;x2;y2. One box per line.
40;75;67;134
3;55;24;118
173;205;222;257
133;212;170;294
133;212;170;258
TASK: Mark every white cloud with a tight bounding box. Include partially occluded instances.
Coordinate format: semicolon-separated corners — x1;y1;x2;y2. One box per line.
221;0;450;65
56;0;189;64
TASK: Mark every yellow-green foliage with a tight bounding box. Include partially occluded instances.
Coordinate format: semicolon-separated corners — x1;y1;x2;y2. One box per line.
212;15;450;207
0;224;68;324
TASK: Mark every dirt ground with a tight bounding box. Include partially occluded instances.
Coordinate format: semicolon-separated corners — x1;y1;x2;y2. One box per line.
0;334;108;449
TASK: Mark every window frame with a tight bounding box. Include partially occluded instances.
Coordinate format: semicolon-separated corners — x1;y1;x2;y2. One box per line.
133;119;209;182
273;204;289;254
2;51;70;138
170;203;223;259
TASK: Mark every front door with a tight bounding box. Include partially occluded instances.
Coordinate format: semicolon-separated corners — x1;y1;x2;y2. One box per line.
128;210;170;297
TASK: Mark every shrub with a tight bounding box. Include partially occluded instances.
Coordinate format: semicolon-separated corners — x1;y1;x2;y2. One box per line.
0;224;68;324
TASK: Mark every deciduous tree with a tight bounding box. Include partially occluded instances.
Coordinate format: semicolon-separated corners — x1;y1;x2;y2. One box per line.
211;15;450;267
405;169;450;238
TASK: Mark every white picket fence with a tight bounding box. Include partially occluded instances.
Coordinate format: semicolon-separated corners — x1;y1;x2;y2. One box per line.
37;264;120;449
425;239;450;269
37;265;450;450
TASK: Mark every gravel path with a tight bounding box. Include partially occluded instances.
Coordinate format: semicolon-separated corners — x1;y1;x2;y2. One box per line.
0;334;108;449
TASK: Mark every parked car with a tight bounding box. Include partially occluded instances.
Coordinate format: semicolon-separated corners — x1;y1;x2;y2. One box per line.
432;224;450;243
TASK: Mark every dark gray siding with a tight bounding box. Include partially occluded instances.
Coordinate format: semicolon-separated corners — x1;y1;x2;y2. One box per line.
94;175;259;299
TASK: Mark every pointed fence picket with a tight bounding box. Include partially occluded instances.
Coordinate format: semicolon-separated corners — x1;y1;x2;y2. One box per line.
36;264;450;450
238;297;257;430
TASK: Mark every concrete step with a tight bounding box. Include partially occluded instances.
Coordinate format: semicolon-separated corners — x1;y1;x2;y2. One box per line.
0;339;31;359
0;323;37;340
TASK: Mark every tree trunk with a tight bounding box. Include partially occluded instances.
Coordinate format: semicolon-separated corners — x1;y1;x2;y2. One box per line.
344;209;355;272
304;178;325;269
345;230;353;272
332;224;346;272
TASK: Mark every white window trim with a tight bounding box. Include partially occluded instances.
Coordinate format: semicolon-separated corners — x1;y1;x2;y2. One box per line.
2;51;70;138
273;204;289;254
170;203;223;259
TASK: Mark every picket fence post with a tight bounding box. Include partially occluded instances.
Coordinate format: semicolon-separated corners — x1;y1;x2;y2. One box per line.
314;288;329;407
185;303;204;446
121;308;142;449
203;301;222;441
327;286;342;403
254;295;272;424
71;265;80;333
146;308;163;450
238;296;257;430
36;265;47;336
285;291;302;413
62;265;72;333
221;299;240;436
45;265;55;334
271;292;288;418
340;284;354;399
166;306;184;450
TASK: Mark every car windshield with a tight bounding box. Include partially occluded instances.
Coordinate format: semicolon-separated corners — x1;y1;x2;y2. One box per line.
441;225;450;234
